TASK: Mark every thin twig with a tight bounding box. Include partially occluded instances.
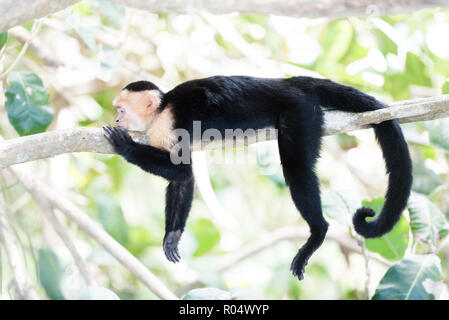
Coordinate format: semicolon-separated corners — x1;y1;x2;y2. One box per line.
357;237;371;300
10;166;178;300
214;226;392;272
8;25;63;68
33;195;94;286
0;20;43;81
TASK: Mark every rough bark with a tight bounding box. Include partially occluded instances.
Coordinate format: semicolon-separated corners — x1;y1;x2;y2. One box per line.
1;0;449;32
111;0;449;18
0;0;78;33
0;94;448;169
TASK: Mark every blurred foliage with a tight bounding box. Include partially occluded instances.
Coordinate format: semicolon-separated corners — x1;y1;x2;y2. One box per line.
0;32;7;50
364;198;410;261
38;248;65;300
5;71;53;136
372;255;443;299
0;0;449;300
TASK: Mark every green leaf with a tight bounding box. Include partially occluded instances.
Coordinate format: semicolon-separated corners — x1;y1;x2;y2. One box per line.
419;145;437;160
405;52;432;87
442;81;449;94
95;0;125;28
407;192;449;245
183;288;232;300
432;55;449;78
339;33;368;65
428;119;449;153
322;190;361;226
365;217;409;261
95;194;129;245
373;26;398;55
126;226;157;257
191;218;220;257
336;133;358;150
257;145;285;187
64;12;97;52
364;198;409;261
0;32;8;50
383;73;411;100
5;71;53;136
411;163;441;195
265;171;286;188
72;2;93;16
372;254;443;300
97;46;120;81
38;248;64;300
318;20;354;63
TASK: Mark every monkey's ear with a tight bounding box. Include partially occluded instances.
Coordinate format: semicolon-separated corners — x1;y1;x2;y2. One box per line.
144;90;161;115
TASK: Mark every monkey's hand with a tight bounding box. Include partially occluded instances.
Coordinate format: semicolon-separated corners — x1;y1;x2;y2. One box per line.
163;230;182;263
103;126;136;154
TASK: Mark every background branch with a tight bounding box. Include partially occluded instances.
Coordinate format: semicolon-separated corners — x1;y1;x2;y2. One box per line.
8;25;63;68
33;195;94;286
9;167;178;300
214;226;392;272
0;201;40;300
0;95;448;169
2;0;449;32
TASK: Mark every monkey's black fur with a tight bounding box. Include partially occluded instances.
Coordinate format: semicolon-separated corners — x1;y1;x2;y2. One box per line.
104;75;413;280
124;80;161;92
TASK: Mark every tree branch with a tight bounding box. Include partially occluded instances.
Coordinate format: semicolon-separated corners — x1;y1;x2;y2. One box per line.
0;95;448;169
0;1;76;33
8;25;63;68
113;0;449;18
9;166;178;300
2;0;449;32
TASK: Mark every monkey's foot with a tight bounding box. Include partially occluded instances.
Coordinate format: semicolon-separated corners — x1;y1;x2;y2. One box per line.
290;252;310;281
163;230;182;263
103;126;135;152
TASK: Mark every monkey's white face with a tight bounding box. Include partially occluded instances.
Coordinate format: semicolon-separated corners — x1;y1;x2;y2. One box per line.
112;89;161;131
114;106;127;129
114;105;147;131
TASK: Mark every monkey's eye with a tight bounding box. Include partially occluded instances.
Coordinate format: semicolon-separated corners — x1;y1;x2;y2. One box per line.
117;107;125;114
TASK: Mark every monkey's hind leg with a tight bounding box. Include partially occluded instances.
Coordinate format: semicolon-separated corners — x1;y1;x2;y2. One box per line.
278;110;328;280
163;175;195;263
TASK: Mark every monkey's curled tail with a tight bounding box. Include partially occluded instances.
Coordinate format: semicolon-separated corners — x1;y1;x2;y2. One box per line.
315;78;413;238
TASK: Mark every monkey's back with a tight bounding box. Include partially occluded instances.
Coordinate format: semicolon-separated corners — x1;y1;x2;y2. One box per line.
165;75;307;134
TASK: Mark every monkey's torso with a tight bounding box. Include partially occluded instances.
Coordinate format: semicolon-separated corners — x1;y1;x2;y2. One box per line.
163;75;320;136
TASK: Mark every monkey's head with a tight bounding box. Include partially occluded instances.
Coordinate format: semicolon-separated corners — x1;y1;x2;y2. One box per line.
112;81;163;131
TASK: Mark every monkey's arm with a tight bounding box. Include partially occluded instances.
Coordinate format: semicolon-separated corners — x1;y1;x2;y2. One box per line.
104;126;194;262
103;126;192;181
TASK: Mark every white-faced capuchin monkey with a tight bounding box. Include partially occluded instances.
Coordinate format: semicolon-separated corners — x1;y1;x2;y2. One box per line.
103;75;412;280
